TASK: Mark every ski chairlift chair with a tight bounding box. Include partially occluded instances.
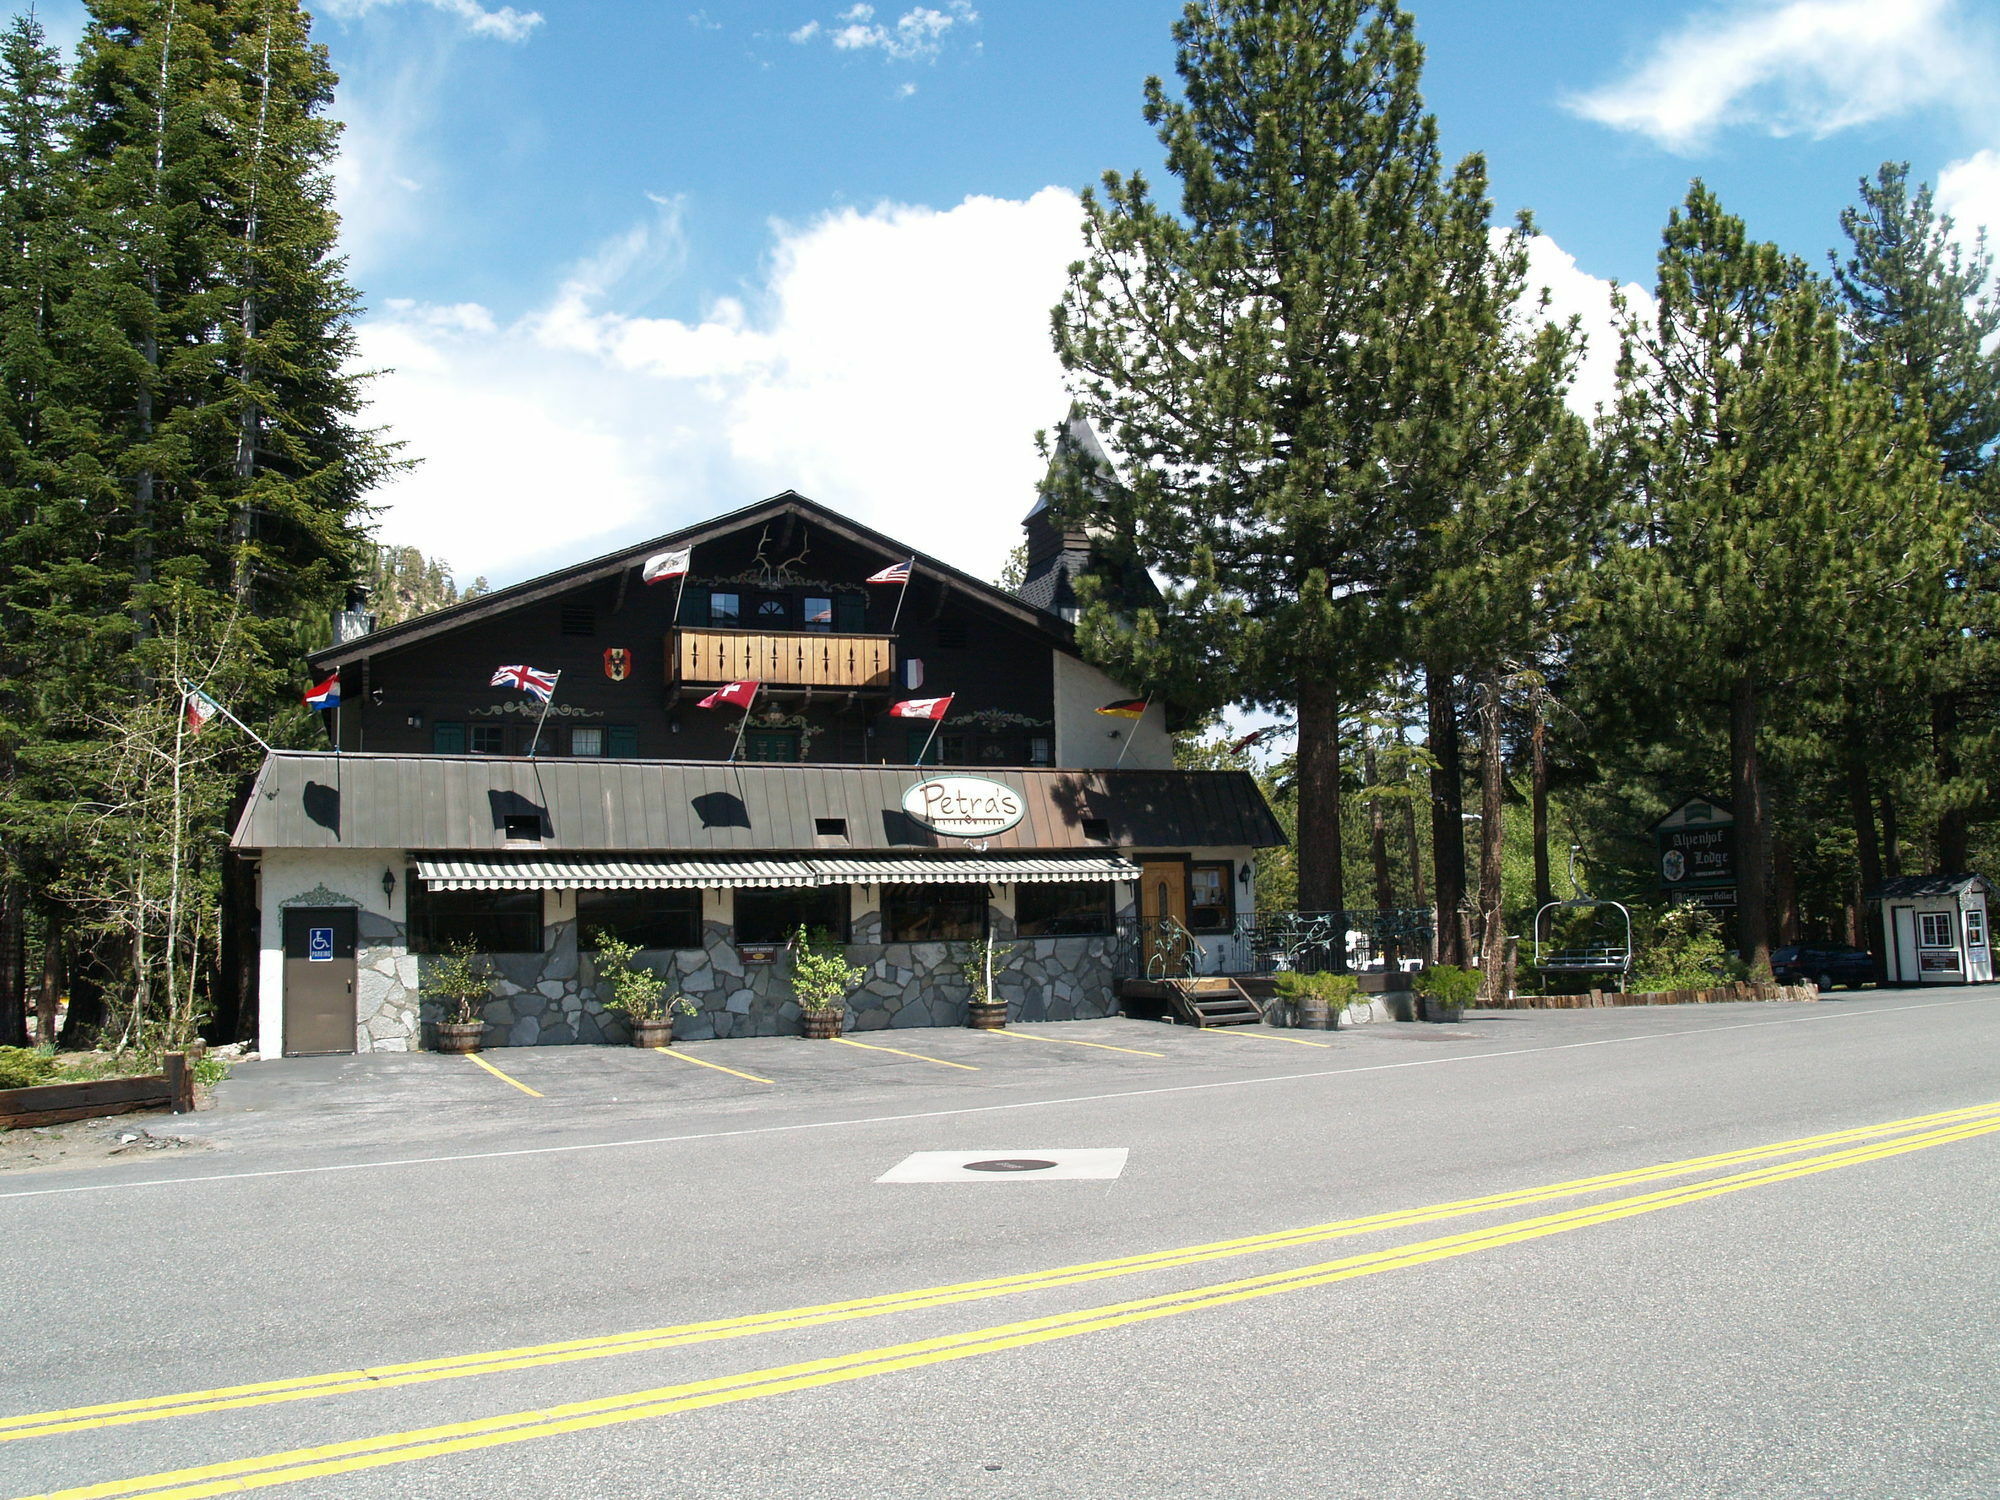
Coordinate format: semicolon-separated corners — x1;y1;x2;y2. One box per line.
1531;897;1635;983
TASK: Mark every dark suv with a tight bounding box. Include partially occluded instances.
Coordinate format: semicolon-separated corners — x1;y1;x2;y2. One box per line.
1770;943;1876;991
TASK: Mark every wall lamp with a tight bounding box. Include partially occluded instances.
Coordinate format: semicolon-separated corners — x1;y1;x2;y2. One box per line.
382;868;397;902
1238;865;1252;889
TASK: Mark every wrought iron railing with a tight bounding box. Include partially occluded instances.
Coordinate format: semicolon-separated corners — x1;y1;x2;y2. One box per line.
1110;909;1434;979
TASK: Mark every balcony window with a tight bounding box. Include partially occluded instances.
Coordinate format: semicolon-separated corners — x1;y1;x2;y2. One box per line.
804;596;834;632
710;592;740;626
753;595;790;627
469;724;505;755
569;726;604;757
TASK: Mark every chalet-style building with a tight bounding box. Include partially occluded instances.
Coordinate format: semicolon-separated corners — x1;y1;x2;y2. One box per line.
231;486;1284;1056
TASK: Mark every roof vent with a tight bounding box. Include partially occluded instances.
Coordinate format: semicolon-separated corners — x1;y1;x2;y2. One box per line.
1081;817;1109;841
502;814;543;845
561;605;595;637
935;620;969;650
815;817;850;848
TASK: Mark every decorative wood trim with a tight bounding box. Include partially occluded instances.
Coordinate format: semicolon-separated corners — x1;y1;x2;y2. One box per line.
280;884;361;909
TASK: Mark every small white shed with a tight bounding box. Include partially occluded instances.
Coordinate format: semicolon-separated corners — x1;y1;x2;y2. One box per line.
1871;875;1993;986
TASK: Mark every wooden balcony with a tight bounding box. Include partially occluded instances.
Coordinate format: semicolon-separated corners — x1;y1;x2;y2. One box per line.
670;629;895;689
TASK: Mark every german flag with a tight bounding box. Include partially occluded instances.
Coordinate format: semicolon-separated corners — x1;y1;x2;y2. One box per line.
1096;698;1148;718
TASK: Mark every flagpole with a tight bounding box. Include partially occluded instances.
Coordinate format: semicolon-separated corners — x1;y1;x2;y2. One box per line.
888;561;914;634
729;683;761;763
917;698;951;767
184;682;273;753
1112;692;1152;770
526;671;562;757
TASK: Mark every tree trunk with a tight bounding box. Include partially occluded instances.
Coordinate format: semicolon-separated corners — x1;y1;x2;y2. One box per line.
1295;679;1345;917
1365;733;1393;911
1401;790;1426;910
1932;691;1969;871
1881;793;1901;878
1426;661;1465;966
0;879;25;1047
1845;736;1883;959
59;959;104;1049
1772;833;1800;945
1730;674;1773;977
36;919;63;1048
1476;671;1507;1002
1530;690;1552;908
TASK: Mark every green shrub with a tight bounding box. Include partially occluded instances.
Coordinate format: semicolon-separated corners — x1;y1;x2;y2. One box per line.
1631;904;1743;992
789;926;867;1013
420;938;494;1025
1273;971;1361;1009
192;1054;232;1089
1414;964;1481;1007
0;1047;57;1090
588;932;696;1023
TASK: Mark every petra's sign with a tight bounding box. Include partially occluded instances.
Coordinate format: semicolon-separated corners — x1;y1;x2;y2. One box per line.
901;776;1026;838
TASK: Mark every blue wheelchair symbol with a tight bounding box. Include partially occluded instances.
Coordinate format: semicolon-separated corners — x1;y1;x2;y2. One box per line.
308;927;334;963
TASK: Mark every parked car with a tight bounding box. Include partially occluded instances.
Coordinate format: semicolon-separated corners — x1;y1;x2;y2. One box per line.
1770;943;1876;991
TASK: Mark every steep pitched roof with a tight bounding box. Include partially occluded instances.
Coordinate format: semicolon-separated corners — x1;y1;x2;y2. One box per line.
310;490;1076;670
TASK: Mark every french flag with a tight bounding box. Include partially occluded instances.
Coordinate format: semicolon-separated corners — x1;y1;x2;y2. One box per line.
303;674;340;710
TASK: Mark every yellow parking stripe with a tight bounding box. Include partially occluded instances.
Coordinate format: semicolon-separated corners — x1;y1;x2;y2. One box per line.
1194;1027;1333;1048
981;1028;1165;1058
464;1054;542;1098
29;1112;2000;1500
650;1046;773;1085
827;1037;978;1071
11;1097;2000;1445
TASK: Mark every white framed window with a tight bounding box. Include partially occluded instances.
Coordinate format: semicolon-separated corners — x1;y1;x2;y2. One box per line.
1967;908;1987;949
1919;912;1954;949
570;726;604;757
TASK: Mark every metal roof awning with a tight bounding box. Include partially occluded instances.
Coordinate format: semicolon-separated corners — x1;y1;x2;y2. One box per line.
415;855;1143;891
416;857;824;891
808;856;1143;885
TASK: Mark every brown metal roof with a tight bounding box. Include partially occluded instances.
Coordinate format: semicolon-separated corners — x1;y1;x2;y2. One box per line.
230;754;1287;855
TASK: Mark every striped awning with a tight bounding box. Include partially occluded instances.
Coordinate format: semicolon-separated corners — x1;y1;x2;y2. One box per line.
810;857;1143;886
415;857;823;891
414;854;1142;891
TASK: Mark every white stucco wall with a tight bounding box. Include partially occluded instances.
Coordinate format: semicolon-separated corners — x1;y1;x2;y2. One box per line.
1052;653;1172;769
255;848;407;1060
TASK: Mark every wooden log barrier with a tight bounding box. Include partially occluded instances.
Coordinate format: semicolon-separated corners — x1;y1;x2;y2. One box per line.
0;1052;193;1130
1482;982;1819;1010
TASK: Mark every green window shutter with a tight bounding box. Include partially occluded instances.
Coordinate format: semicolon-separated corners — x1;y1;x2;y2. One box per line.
433;721;465;754
607;725;638;758
835;594;866;633
678;586;709;626
907;728;940;766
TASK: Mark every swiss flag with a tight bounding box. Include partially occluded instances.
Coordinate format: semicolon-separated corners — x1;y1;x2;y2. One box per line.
697;680;759;710
887;694;953;720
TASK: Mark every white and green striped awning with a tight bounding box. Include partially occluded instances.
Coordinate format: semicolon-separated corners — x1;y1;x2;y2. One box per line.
415;854;1142;891
810;857;1142;885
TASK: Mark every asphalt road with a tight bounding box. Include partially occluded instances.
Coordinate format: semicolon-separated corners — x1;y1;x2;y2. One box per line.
4;988;1998;1499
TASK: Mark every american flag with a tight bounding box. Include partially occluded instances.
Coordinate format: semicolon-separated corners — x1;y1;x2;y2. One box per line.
866;559;913;585
491;664;559;702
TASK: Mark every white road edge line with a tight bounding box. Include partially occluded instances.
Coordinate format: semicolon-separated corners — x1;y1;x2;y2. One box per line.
0;995;1984;1202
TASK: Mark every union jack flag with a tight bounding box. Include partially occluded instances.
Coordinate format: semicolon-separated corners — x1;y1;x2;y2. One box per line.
866;559;913;585
491;664;559;702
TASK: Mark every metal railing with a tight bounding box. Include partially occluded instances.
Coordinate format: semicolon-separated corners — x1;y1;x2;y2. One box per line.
1110;909;1435;979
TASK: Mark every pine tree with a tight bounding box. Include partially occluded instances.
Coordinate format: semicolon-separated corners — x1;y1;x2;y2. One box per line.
1600;183;1957;975
1052;0;1563;917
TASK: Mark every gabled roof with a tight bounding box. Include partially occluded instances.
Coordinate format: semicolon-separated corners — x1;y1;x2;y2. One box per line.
1867;874;1990;900
310;490;1075;670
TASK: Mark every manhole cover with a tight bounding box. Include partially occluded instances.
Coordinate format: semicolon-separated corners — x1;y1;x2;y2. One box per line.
963;1158;1058;1172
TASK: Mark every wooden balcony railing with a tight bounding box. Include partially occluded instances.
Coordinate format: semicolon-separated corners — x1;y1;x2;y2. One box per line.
670;629;895;689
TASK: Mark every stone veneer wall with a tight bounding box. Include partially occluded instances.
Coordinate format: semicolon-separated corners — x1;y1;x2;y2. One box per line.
353;889;1138;1050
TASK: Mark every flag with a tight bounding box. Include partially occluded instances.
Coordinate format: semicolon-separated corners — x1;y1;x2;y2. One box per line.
1230;724;1281;754
888;694;953;720
302;673;340;710
184;687;222;734
1096;698;1149;718
642;547;691;584
866;559;913;585
901;657;924;690
697;680;759;710
491;664;559;702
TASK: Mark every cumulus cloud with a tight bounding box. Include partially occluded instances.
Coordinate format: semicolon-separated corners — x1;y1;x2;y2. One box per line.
1939;150;2000;251
1518;234;1654;420
352;189;1084;586
1568;0;1985;153
790;2;978;63
320;0;544;43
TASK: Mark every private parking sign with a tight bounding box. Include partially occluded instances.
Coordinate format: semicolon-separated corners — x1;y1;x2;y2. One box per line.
308;926;334;963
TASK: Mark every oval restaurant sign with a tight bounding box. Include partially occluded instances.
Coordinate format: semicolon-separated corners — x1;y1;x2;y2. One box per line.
901;775;1027;839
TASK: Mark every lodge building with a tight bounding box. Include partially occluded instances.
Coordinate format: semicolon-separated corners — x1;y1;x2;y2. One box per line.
230;482;1284;1056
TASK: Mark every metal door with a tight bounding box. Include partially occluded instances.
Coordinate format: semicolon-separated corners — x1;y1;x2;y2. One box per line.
282;907;358;1056
1890;906;1919;986
1139;861;1191;978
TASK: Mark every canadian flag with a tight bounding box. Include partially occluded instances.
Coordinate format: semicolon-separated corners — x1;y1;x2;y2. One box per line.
697;680;759;710
887;694;954;720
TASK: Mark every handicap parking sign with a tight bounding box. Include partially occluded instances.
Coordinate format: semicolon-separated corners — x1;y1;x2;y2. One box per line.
308;927;334;963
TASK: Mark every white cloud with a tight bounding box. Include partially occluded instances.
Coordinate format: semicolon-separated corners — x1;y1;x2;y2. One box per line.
320;0;543;43
1939;150;2000;251
353;189;1084;587
1517;234;1654;420
1568;0;1985;153
791;0;978;62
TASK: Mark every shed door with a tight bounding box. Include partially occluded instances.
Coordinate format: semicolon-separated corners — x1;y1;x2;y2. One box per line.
283;907;358;1056
1889;906;1919;986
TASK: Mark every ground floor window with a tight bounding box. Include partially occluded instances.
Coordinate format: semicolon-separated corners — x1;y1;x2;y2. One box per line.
579;889;703;951
1188;862;1235;933
1014;881;1114;937
1969;908;1987;948
1919;911;1954;948
410;888;543;953
734;886;848;945
883;883;988;942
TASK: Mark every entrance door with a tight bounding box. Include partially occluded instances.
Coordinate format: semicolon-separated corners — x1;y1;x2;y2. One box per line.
1890;906;1919;986
282;907;358;1055
1139;861;1191;978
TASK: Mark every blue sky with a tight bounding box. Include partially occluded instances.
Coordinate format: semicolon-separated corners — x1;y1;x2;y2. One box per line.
16;1;2000;588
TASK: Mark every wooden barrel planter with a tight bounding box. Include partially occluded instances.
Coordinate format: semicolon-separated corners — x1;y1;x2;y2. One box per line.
801;1009;844;1039
966;1001;1008;1031
630;1019;674;1048
434;1022;485;1053
1294;997;1332;1031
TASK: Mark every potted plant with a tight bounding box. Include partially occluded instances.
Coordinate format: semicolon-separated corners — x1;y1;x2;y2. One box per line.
1272;971;1359;1030
1413;963;1480;1022
960;936;1009;1030
590;931;698;1047
789;925;866;1038
424;938;493;1052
